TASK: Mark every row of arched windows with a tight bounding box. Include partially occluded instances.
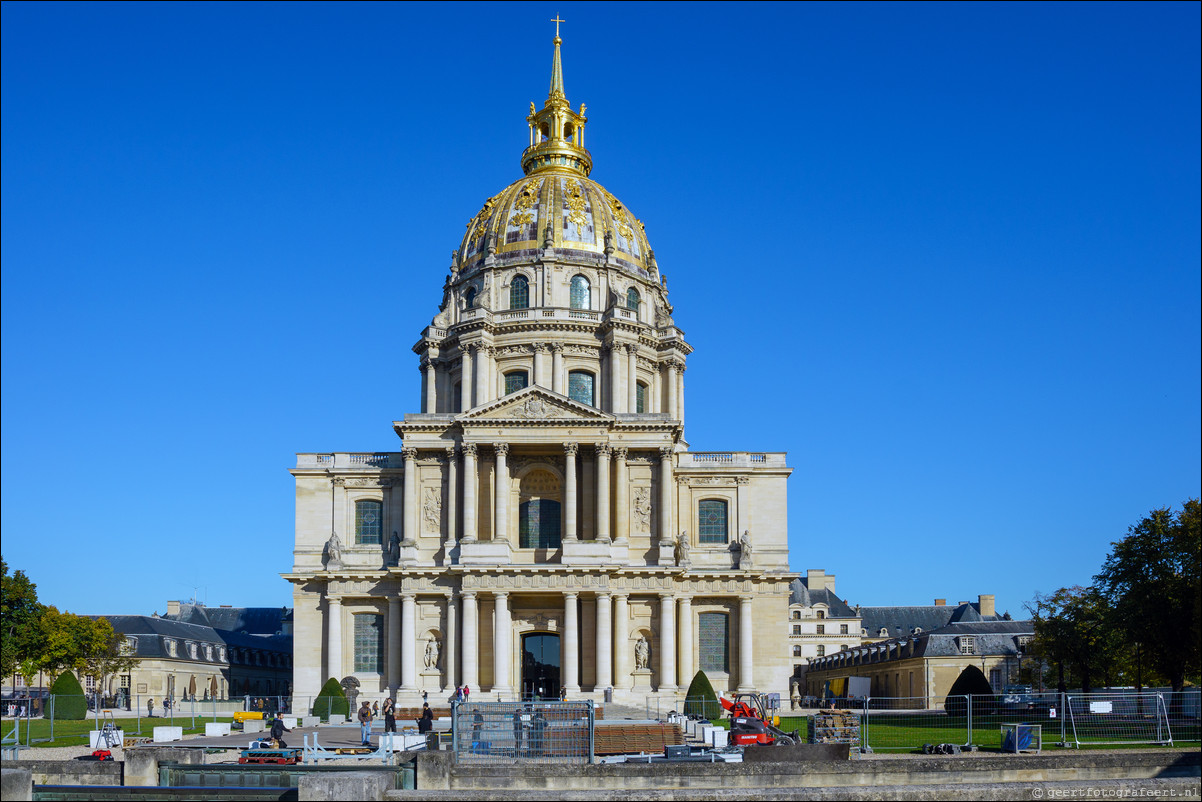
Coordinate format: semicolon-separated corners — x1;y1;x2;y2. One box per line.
498;274;641;313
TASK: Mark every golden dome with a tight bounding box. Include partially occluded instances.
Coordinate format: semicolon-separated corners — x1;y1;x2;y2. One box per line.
454;32;655;276
457;173;654;275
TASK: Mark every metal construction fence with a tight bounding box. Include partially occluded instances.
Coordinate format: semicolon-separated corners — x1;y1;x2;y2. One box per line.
451;700;594;764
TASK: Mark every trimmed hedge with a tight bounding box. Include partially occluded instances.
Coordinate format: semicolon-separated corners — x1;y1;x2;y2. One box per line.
311;677;349;719
683;670;722;720
50;672;88;720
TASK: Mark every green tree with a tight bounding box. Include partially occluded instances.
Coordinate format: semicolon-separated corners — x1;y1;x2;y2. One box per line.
1095;499;1201;692
1;557;46;679
1027;585;1120;692
311;677;349;720
49;671;88;720
78;618;136;701
683;670;720;720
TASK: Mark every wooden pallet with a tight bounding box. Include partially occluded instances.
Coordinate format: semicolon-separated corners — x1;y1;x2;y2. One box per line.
239;748;300;765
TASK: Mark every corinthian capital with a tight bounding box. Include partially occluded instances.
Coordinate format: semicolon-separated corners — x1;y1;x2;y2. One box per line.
563;442;579;457
493;442;510;457
462;443;478;458
596;443;612;458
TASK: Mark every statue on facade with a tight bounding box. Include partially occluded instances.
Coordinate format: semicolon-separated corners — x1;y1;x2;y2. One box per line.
674;532;690;566
324;532;343;568
388;531;401;565
634;636;650;670
738;530;753;569
425;638;441;670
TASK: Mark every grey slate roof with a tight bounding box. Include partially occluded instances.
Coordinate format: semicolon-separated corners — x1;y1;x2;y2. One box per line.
166;603;291;636
95;614;290;663
857;602;999;638
788;578;857;617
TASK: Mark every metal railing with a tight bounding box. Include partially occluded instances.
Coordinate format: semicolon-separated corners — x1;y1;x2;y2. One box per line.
452;700;594;764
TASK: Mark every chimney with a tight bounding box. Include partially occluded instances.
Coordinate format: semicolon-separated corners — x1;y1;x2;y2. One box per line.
934;598;946;606
167;600;180;617
806;569;825;589
979;594;996;618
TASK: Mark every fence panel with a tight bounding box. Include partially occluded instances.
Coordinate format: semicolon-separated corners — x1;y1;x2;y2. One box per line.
1066;691;1174;746
861;696;969;751
453;701;593;764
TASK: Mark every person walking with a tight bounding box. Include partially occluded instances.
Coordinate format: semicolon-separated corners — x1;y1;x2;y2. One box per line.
269;715;291;748
382;698;396;733
358;700;374;746
372;700;379;717
512;708;524;757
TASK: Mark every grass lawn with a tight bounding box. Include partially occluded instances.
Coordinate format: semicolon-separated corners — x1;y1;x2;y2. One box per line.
1;715;238;749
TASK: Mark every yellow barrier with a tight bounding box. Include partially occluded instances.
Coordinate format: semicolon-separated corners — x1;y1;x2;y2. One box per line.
233;712;265;723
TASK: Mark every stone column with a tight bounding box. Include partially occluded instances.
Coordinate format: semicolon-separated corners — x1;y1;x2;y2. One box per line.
445;446;458;547
612;448;629;543
595;444;611;542
563;443;578;540
739;597;754;692
626;344;638;412
327;595;342;682
658;448;673;544
462;445;478;542
445;593;457;691
665;363;677;419
402;447;418;541
676;363;685;428
387;597;401;693
563;593;580;693
551;343;564;394
677;597;693;689
493;593;511;695
595;592;612;690
658;593;677;692
462;592;478;688
494;443;509;546
475;344;489;406
401;593;417;691
533;342;548;388
459;345;473;412
485;346;496;404
611;343;625;412
424;359;437;413
613;594;629;688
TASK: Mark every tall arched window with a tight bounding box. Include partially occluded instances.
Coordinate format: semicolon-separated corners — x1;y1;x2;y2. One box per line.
510;275;529;309
635;381;647;413
355;500;383;545
504;370;529;395
698;499;728;544
570;275;590;309
464;287;477;309
698;612;729;673
626;287;640;311
568;370;595;406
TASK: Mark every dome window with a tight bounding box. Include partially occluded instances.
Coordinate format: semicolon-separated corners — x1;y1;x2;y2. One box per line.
568;370;594;406
570;275;590;309
635;381;647;413
626;287;640;312
510;276;530;310
504;371;529;395
464;287;477;309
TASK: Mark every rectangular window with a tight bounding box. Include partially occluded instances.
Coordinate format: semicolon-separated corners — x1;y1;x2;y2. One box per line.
698;612;729;673
568;371;594;406
840;624;849;635
505;371;528;395
959;637;975;655
792;624;801;635
816;624;825;635
697;500;728;544
816;645;826;657
636;382;646;413
354;614;384;674
355;500;383;545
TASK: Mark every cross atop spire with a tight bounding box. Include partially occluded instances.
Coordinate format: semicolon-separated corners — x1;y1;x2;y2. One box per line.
548;22;566;103
551;15;564;38
522;29;592;177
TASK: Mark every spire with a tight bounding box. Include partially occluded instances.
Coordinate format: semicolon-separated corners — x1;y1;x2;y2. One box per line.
549;17;566;104
522;22;592;177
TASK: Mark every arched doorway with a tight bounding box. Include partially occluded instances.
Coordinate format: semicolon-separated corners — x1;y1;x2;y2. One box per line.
522;633;560;701
519;469;562;548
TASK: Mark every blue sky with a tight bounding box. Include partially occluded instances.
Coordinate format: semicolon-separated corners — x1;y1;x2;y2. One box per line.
3;2;1199;620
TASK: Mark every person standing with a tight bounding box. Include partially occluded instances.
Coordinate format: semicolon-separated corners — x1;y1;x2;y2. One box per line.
382;698;396;733
358;700;374;746
147;698;155;718
417;702;433;734
269;715;291;748
511;709;524;757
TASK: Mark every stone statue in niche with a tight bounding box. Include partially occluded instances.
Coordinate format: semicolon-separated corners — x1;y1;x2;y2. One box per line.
634;636;650;670
738;530;753;569
324;532;343;569
425;638;441;670
388;532;401;565
674;532;690;567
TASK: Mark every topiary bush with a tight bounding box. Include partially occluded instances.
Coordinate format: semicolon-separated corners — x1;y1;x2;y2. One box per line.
311;677;349;720
683;670;721;721
50;672;88;720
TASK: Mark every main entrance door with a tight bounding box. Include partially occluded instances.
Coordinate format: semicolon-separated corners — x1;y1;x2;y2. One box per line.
521;633;561;701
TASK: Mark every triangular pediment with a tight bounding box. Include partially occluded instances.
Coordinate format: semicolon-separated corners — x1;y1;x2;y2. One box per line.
460;386;613;423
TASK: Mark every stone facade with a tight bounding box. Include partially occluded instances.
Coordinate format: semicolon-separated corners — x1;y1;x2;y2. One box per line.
283;33;797;707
